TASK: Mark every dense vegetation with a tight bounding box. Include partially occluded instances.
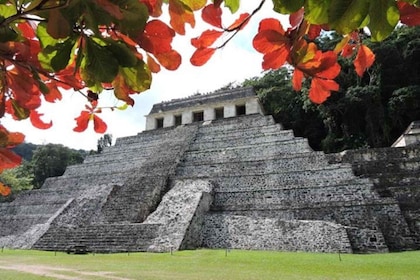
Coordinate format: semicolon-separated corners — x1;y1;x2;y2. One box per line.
245;26;420;153
0;143;87;201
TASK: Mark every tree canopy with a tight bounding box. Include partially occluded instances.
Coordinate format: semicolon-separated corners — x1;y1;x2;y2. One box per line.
0;0;420;195
246;26;420;152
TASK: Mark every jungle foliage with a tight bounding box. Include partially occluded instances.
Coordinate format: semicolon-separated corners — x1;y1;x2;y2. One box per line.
246;26;420;153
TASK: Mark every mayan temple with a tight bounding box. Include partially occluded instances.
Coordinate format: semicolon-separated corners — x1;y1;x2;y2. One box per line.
0;87;419;253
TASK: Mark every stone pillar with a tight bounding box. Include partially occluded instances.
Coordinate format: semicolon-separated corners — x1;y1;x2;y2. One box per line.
204;108;215;121
224;104;236;118
163;114;174;128
182;110;193;124
145;116;156;130
246;99;261;115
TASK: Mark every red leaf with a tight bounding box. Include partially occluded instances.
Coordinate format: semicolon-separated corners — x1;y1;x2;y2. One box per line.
0;125;25;148
6;66;41;111
307;25;322;40
169;0;195;35
0;148;22;173
17;22;36;38
253;19;291;71
397;2;420;26
0;125;24;173
261;47;289;70
55;64;84;90
147;54;161;73
190;48;216;66
141;0;163;17
30;110;53;129
227;13;250;31
93;115;107;134
309;78;339;104
313;51;341;79
43;81;63;103
155;50;182;70
139;20;175;54
253;19;289;53
191;30;223;48
354;44;375;77
0;182;11;196
47;9;71;39
73;111;91;132
113;74;136;106
202;4;223;28
95;0;123;19
257;18;285;35
289;8;304;29
292;69;305;91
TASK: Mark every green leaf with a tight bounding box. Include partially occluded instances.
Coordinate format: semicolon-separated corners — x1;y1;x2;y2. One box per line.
83;38;119;84
368;0;399;42
0;4;16;18
0;25;17;42
305;0;331;24
117;0;149;36
273;0;304;14
224;0;240;13
51;38;75;71
37;23;69;71
106;40;137;67
36;23;59;48
117;103;129;110
329;0;370;34
180;0;206;10
10;100;30;120
120;60;152;92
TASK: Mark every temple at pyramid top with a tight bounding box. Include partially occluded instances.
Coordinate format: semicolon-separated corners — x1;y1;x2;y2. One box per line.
145;87;264;130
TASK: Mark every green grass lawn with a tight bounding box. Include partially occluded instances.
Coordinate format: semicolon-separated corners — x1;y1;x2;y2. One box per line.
0;249;419;280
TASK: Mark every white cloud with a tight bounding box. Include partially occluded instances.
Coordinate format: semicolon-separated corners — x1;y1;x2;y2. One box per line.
3;2;286;151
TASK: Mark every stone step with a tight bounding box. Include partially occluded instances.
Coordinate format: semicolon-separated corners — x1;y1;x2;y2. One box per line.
210;197;396;212
64;155;179;177
194;124;287;141
185;138;312;159
352;158;420;176
177;155;350;177
196;114;275;133
114;125;197;147
211;184;383;210
0;203;66;216
83;143;185;164
41;172;128;190
181;151;331;168
175;164;357;185
33;224;160;252
211;177;373;192
190;133;298;150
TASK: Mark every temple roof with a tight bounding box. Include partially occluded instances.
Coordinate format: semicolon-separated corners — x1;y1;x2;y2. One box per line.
148;87;256;114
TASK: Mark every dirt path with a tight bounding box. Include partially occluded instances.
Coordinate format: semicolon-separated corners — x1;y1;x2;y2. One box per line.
0;262;134;280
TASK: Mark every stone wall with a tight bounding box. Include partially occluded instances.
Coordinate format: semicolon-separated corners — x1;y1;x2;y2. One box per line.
327;146;420;249
144;179;214;252
202;214;353;253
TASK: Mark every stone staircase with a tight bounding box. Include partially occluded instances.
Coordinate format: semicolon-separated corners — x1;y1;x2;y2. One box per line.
174;114;416;253
328;146;420;248
1;125;199;252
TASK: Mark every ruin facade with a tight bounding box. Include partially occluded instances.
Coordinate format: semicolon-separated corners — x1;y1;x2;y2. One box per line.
0;87;419;253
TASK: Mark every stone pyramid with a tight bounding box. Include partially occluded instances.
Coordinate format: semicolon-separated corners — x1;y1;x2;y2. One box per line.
0;87;418;253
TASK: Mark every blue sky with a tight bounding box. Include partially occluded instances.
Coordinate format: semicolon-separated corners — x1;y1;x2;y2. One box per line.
4;1;286;150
